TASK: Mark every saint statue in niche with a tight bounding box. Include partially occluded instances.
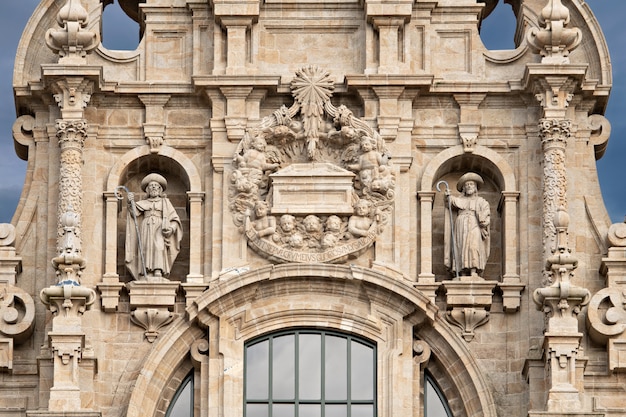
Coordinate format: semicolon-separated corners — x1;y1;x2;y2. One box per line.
124;173;183;281
443;172;491;278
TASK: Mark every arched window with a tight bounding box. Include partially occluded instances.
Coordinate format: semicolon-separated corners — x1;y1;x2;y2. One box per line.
424;372;453;417
166;372;193;417
245;329;377;417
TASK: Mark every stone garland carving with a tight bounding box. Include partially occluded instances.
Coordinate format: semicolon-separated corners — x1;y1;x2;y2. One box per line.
228;66;395;263
539;118;570;283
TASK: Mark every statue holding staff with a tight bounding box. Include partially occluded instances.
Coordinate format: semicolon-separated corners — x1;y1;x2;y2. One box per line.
441;172;491;278
121;173;183;281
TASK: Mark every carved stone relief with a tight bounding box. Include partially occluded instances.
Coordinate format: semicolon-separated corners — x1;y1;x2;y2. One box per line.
228;66;395;263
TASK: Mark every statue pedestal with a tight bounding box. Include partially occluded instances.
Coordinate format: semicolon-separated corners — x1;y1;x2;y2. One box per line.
127;281;180;342
442;280;497;342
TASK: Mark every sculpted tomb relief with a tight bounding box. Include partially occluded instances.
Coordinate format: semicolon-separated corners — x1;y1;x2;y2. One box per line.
228;66;395;264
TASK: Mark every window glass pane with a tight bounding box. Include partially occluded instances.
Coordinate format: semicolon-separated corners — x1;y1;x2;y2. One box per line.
299;334;321;400
273;403;294;417
166;377;192;417
325;335;347;400
425;377;452;417
246;340;269;399
351;340;374;400
246;403;268;417
325;404;347;417
299;403;321;417
245;330;376;416
272;335;295;399
352;404;375;417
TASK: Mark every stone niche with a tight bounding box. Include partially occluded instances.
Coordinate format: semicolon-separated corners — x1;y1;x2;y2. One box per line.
270;163;355;215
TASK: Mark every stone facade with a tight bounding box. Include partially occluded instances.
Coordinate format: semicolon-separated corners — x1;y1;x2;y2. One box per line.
1;0;624;416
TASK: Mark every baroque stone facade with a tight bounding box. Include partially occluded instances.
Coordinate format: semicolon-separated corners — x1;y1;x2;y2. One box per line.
1;0;624;416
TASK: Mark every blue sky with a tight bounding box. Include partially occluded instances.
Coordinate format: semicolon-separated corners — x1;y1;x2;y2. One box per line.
0;0;624;224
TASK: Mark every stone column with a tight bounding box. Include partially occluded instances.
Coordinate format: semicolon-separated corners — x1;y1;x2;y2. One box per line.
538;117;570;267
40;77;98;413
55;119;88;256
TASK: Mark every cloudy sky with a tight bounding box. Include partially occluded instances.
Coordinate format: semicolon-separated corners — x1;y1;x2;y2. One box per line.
0;0;624;224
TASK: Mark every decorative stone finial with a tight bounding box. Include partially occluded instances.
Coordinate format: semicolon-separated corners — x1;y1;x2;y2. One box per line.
526;0;582;64
45;0;100;63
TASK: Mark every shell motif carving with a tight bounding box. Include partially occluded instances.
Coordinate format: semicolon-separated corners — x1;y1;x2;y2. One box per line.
228;66;395;264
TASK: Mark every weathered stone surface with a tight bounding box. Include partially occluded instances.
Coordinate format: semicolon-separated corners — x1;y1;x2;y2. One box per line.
3;0;622;416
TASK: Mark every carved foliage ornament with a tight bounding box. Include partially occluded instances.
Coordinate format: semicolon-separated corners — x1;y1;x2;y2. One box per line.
228;66;395;264
526;0;582;64
45;0;100;61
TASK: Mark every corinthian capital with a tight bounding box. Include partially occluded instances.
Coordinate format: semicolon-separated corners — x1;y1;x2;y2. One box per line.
538;118;571;148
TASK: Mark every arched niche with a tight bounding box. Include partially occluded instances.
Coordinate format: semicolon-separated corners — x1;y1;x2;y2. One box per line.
417;145;519;284
125;264;498;417
102;145;204;286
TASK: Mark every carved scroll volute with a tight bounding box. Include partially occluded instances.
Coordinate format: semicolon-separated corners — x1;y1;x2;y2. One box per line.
0;224;35;346
587;219;626;371
526;0;582;64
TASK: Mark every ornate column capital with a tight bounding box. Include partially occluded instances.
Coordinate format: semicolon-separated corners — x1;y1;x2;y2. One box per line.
51;77;93;120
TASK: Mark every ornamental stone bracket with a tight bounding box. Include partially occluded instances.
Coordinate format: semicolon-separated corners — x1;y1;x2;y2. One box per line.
0;224;36;372
138;95;171;153
127;282;180;342
442;279;497;342
197;77;280;144
587;220;626;372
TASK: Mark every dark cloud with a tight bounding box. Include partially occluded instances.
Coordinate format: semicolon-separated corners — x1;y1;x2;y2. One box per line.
0;0;625;225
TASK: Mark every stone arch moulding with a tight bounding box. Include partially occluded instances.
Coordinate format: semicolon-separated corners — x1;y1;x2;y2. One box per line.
417;145;524;312
98;145;205;312
125;264;498;417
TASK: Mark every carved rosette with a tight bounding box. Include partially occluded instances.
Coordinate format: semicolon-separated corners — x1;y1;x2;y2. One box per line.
228;66;395;264
56;120;87;252
539;118;570;273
